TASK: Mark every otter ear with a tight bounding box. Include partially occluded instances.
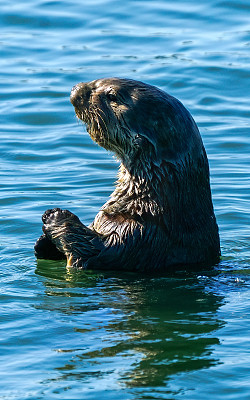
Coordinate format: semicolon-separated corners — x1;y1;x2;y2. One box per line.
137;131;182;167
132;131;163;167
132;133;147;149
132;131;157;152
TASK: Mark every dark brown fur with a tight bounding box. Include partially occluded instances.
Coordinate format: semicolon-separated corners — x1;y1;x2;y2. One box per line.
35;78;220;271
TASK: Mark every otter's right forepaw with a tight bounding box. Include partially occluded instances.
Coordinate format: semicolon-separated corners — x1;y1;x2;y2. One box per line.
34;233;65;260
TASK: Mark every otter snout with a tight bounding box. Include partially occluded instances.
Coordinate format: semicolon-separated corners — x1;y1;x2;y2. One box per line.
70;82;91;108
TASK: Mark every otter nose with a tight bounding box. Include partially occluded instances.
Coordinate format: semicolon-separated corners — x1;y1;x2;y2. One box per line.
70;83;91;107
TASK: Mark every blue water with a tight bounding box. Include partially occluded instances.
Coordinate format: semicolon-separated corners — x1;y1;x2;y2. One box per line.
1;0;250;399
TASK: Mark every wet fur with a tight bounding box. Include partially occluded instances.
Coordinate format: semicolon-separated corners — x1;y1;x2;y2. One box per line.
35;78;220;271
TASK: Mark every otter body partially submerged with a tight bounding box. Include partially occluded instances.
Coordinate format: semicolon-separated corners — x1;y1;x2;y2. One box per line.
35;78;220;271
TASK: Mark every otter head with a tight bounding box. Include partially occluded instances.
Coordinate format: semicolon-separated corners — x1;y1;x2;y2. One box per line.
70;77;204;174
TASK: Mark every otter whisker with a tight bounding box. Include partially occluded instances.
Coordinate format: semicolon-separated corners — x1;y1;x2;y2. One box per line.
92;106;110;144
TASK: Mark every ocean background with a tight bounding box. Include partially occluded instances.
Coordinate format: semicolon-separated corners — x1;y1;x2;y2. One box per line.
1;0;250;399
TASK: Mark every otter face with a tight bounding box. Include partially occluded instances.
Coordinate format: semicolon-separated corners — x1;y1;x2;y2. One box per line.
70;78;137;159
70;78;203;168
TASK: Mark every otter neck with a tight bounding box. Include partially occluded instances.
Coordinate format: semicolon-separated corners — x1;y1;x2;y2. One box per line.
103;162;165;217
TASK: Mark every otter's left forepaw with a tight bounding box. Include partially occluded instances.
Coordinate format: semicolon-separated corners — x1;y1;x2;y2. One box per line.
42;208;81;227
41;208;83;255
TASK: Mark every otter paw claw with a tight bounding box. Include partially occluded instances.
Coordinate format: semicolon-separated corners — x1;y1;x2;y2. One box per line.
67;256;85;269
73;258;85;269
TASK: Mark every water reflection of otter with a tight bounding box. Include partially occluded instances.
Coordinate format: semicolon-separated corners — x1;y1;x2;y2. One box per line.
35;270;224;391
35;78;220;271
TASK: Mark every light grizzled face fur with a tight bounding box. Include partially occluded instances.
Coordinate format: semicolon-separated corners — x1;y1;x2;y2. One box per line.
70;78;138;162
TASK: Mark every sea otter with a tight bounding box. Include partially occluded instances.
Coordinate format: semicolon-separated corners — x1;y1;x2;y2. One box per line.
35;78;220;271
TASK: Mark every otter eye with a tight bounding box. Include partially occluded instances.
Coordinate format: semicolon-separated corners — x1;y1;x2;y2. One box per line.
107;92;116;102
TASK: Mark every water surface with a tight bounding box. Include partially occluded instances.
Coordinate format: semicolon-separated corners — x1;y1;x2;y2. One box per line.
1;0;250;399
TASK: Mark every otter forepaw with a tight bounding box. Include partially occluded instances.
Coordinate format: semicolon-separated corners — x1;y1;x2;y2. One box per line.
41;208;83;256
42;208;81;227
34;233;65;260
40;208;102;266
